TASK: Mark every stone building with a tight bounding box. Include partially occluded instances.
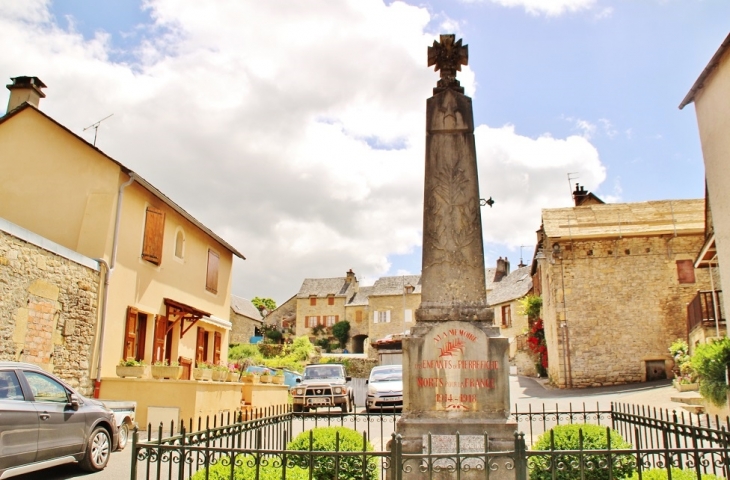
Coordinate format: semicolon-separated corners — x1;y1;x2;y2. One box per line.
0;77;244;396
229;296;263;344
533;192;710;388
680;33;730;349
367;275;421;343
487;264;533;359
264;295;296;332
0;218;101;394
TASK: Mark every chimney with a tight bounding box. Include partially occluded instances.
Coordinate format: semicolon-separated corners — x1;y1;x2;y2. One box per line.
6;76;46;113
345;269;357;283
494;257;510;282
572;183;588;206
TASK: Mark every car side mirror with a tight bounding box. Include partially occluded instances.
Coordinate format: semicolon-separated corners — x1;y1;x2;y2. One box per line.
346;376;352;382
365;380;369;384
295;378;301;383
69;394;80;410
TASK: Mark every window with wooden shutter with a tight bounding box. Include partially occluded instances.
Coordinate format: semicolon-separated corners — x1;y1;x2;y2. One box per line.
405;309;413;323
355;310;363;323
153;316;167;364
310;296;317;306
142;206;165;265
195;327;206;366
213;332;222;364
327;295;334;306
124;307;138;360
677;260;696;284
501;305;511;328
206;249;219;293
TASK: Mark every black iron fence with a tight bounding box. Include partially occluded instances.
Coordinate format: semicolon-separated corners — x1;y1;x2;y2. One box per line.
131;403;730;479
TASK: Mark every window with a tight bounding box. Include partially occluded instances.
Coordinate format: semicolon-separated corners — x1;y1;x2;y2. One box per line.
355;310;363;323
325;315;338;327
153;316;167;364
142;206;165;265
24;371;68;403
124;307;147;361
174;230;185;259
0;371;23;400
677;260;696;284
310;296;317;306
374;310;391;323
327;295;334;306
501;305;512;328
404;309;413;323
195;327;209;366
306;316;320;328
206;249;219;293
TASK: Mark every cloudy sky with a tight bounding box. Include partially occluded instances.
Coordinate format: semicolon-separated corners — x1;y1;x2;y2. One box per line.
1;0;727;304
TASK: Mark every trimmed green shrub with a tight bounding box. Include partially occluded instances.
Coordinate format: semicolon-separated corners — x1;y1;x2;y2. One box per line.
691;337;730;406
287;426;377;480
530;424;635;480
332;321;351;348
190;454;309;480
624;467;723;480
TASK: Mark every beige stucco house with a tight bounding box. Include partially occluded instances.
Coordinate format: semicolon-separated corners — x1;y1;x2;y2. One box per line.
680;32;730;348
533;193;710;388
487;264;532;359
0;77;245;404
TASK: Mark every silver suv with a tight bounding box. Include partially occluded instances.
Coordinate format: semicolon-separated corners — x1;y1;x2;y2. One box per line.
0;362;118;477
290;364;353;413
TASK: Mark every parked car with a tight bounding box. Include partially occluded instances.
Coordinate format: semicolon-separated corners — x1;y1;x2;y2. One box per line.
290;363;353;413
99;399;136;450
0;362;118;478
366;364;403;412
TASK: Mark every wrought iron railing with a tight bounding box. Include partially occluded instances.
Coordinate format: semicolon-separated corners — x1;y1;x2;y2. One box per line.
130;403;730;479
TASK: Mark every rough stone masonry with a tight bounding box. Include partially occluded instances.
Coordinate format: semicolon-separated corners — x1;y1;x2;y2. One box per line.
394;35;517;480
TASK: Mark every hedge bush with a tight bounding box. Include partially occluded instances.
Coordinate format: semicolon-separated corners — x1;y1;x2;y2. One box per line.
287;426;377;480
623;468;723;480
190;454;309;480
530;424;635;480
692;337;730;406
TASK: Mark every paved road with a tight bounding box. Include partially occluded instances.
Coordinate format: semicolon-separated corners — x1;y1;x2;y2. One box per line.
14;376;682;480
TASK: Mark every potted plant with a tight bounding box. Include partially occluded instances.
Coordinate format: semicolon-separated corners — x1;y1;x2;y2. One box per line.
241;371;258;383
226;363;241;382
193;361;213;381
116;359;148;378
259;369;272;384
212;363;228;382
271;369;285;385
151;360;182;380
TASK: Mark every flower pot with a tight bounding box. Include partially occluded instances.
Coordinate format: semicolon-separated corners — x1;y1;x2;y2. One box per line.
674;381;699;392
116;365;148;379
193;368;212;381
227;372;240;382
151;365;182;380
259;375;272;384
241;374;256;384
272;376;284;385
212;370;227;382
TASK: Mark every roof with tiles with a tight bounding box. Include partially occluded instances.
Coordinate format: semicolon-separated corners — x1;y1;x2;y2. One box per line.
230;295;262;320
297;277;357;298
542;199;705;240
348;286;373;306
370;275;422;296
487;266;533;306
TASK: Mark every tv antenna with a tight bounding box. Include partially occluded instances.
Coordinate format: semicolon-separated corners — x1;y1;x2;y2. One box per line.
519;245;531;267
567;172;579;198
83;113;114;146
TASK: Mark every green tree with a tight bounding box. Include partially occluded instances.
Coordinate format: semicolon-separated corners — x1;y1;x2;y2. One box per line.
251;297;277;317
691;337;730;406
332;321;351;349
518;295;543;319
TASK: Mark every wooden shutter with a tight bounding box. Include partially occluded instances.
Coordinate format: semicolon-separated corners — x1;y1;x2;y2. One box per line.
195;327;206;365
206;250;219;293
328;296;334;305
386;310;391;323
310;296;316;306
677;260;696;284
142;206;165;265
153;316;167;363
355;311;362;323
373;311;378;324
213;332;222;364
124;307;138;360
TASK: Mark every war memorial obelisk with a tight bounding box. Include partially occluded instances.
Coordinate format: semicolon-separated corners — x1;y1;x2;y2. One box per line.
395;34;516;479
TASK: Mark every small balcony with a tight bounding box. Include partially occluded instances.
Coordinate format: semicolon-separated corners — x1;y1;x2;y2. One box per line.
687;290;724;335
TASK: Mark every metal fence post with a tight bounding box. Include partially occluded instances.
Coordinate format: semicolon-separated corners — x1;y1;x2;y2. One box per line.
515;432;528;480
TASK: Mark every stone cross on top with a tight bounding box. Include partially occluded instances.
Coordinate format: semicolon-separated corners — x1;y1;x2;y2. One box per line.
427;34;468;94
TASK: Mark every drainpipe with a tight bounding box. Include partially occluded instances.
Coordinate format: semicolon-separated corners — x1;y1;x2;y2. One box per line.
93;173;135;398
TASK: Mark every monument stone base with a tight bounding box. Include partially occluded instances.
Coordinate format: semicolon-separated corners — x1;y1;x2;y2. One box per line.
394;320;517;479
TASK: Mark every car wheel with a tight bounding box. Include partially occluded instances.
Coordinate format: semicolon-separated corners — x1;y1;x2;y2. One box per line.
340;398;349;413
79;426;111;472
118;422;129;450
293;404;303;413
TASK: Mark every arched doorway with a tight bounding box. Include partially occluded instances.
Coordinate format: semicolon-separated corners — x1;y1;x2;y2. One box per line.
352;335;368;354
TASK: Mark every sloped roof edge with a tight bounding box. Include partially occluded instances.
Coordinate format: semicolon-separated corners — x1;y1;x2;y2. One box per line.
679;32;730;109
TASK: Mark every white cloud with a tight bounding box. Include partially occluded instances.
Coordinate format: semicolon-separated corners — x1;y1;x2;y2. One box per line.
462;0;598;17
475;124;607;247
0;0;608;303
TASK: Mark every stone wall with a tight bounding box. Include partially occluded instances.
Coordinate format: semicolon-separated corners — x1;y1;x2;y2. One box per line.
0;228;100;395
229;310;261;344
368;293;420;342
539;234;709;388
